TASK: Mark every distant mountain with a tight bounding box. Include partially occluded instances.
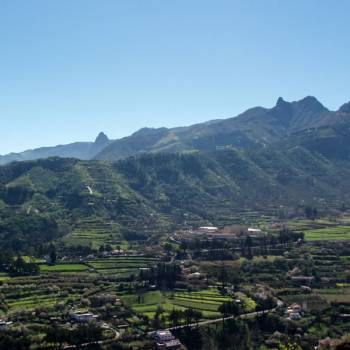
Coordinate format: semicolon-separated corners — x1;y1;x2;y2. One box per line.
95;96;349;161
93;127;188;161
88;132;111;156
0;132;111;165
1;96;350;165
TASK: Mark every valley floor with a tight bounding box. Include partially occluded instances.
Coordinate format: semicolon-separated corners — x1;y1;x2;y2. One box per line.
1;214;350;349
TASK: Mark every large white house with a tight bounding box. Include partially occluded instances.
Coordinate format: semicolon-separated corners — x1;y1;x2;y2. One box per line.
0;319;12;330
154;330;181;350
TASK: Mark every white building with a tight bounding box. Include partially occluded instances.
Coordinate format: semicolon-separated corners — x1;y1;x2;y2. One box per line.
188;272;202;279
154;330;181;350
285;303;303;320
247;228;262;235
0;319;12;330
71;312;97;323
198;226;219;233
155;331;175;342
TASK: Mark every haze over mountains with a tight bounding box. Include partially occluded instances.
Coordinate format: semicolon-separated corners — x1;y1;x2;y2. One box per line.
1;96;350;165
0;132;112;165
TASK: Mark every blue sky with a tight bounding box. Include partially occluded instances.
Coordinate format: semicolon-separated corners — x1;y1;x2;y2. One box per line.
0;0;349;154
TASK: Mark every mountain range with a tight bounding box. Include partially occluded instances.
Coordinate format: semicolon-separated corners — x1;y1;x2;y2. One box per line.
0;132;111;165
2;96;350;165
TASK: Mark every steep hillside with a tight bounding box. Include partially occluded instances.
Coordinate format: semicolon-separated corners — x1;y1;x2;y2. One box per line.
279;120;350;160
1;133;350;251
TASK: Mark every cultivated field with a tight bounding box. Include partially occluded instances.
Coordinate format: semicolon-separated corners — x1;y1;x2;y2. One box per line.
35;256;157;279
62;218;125;249
39;263;88;272
303;226;350;241
0;275;89;315
121;289;233;320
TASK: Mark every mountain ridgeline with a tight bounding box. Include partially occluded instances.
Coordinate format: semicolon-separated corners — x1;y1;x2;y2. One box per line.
0;132;111;165
95;96;344;160
2;96;350;164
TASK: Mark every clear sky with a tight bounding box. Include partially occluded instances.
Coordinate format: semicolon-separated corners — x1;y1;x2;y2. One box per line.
0;0;349;154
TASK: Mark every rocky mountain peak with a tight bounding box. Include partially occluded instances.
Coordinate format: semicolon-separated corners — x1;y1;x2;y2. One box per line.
94;132;109;145
275;97;288;108
297;96;327;112
273;97;293;121
338;101;350;114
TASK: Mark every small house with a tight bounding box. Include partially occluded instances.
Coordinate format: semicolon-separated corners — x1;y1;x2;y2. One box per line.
188;272;201;279
0;319;12;330
285;303;303;320
291;276;314;285
154;330;181;350
71;312;97;323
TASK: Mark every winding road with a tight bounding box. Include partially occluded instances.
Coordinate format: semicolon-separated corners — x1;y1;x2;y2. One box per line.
64;324;120;349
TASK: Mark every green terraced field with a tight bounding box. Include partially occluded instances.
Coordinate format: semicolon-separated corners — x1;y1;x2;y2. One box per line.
313;287;350;303
86;257;158;276
62;218;123;249
37;257;157;278
7;294;70;309
88;260;154;269
303;226;350;241
97;269;139;277
39;263;88;272
0;272;10;281
0;275;91;315
121;289;231;320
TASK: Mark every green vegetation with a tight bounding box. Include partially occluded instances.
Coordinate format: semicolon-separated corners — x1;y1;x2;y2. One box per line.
39;263;88;272
303;225;350;241
0;222;350;349
86;256;157;277
1;140;350;252
62;218;122;248
121;289;231;319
